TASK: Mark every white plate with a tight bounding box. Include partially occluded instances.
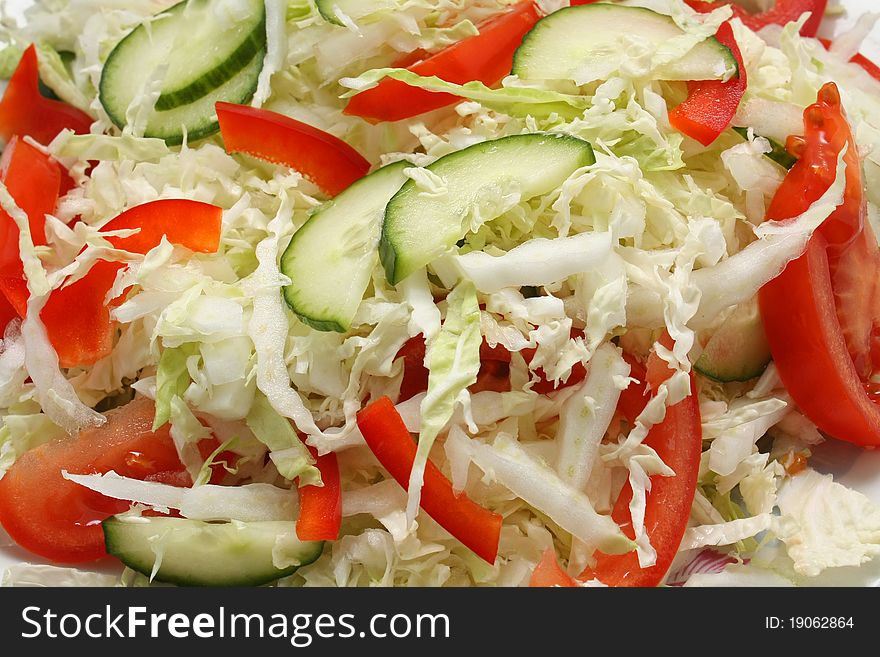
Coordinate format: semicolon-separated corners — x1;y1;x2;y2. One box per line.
1;0;880;586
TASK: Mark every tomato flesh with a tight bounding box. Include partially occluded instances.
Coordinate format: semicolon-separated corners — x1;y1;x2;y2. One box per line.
0;397;190;563
758;83;880;447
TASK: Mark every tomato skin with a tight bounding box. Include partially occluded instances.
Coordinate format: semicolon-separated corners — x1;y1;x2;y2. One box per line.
0;136;62;277
758;83;880;447
344;1;541;122
215;102;370;196
0;45;93;145
668;21;747;146
683;0;827;38
0;397;190;563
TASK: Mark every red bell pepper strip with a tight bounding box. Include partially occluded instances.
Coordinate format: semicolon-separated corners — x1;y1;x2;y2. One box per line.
683;0;827;38
356;396;503;564
758;84;880;447
344;1;541;123
296;446;343;541
0;136;62;277
0;289;16;335
529;548;578;587
583;333;703;587
1;199;222;367
215;102;370;196
0;45;93;145
669;21;747;146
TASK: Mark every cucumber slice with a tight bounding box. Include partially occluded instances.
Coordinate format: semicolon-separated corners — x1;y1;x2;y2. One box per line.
281;161;409;332
101;0;266;114
127;48;264;146
695;298;772;382
380;133;594;284
316;0;399;25
733;127;797;170
99;0;266;144
103;517;323;587
512;4;737;83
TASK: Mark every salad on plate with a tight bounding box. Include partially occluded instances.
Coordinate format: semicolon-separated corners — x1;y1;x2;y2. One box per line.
0;0;879;587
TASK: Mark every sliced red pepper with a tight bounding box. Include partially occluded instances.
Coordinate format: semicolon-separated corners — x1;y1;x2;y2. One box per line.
758;83;880;447
356;396;502;564
215;102;370;196
0;289;16;334
583;333;703;587
617;353;649;425
0;45;92;145
669;21;747;146
529;548;578;587
0;136;62;276
684;0;827;38
344;1;541;123
1;199;222;368
296;446;342;542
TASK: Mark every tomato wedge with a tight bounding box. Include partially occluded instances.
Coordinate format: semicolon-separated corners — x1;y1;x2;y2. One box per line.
758;83;880;447
583;334;702;587
0;136;62;277
683;0;827;38
215;102;370;196
344;1;541;122
296;446;342;542
1;199;222;368
669;21;747;146
0;45;93;145
356;396;502;564
0;397;193;563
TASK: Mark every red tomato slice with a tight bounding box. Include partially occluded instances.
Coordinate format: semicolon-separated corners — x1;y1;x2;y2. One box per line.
0;397;191;563
0;136;62;276
683;0;827;38
758;83;880;447
215;102;370;196
0;45;93;145
344;1;541;122
669;21;747;146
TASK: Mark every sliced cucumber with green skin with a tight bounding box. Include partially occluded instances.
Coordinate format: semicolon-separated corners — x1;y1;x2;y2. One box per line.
733;127;797;170
100;0;266;118
380;133;595;285
512;4;737;84
281;161;409;333
695;298;772;382
103;517;323;587
137;48;264;146
315;0;399;25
